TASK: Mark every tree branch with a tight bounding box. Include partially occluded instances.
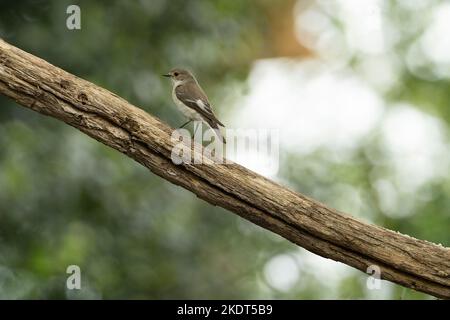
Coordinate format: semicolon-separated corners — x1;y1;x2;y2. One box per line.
0;39;449;299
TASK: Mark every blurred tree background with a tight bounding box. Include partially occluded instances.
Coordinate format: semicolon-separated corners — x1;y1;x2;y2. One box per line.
0;0;448;299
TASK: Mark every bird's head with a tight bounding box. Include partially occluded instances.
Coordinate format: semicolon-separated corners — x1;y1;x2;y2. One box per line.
162;68;194;84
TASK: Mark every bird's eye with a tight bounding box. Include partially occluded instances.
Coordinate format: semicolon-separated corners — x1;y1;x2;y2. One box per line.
174;72;179;77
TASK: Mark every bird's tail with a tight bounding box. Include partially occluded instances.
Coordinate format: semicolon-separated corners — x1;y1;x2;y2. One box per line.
208;122;226;144
215;127;226;144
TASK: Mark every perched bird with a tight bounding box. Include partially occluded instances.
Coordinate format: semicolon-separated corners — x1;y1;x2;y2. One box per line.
163;68;226;143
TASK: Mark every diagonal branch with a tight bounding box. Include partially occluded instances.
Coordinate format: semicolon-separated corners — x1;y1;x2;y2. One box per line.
0;39;449;299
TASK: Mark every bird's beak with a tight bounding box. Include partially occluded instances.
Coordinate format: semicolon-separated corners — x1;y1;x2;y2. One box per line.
162;73;171;77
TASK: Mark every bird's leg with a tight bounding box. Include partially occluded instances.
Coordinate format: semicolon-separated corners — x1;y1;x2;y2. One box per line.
192;121;202;140
191;123;197;139
179;120;192;129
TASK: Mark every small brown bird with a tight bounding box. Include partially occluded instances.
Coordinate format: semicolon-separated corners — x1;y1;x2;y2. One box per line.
163;68;226;143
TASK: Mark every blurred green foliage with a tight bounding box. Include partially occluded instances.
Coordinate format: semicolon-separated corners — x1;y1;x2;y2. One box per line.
0;0;448;299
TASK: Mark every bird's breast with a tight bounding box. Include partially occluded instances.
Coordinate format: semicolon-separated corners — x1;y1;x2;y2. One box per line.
172;87;201;120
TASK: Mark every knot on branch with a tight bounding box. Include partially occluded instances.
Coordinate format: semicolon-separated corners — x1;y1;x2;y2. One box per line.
59;79;71;89
77;92;88;105
0;52;10;66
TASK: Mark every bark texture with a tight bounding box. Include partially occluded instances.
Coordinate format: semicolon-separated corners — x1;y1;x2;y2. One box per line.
0;39;449;298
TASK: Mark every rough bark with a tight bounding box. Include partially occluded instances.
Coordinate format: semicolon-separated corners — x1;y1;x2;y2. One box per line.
0;39;449;298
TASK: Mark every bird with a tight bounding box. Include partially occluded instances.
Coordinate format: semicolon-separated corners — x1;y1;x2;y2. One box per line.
163;68;226;144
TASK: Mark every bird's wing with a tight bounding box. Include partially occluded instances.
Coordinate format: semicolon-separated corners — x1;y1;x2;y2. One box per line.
175;82;224;128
